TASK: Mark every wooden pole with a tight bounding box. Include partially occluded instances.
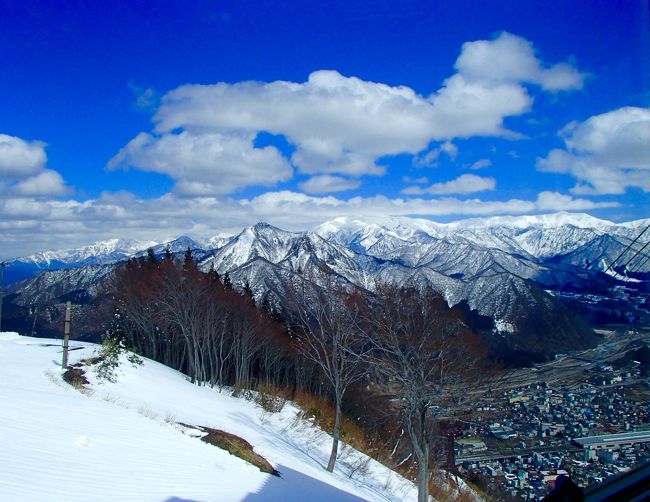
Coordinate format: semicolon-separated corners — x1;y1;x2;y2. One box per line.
62;301;71;369
0;262;7;332
31;304;38;336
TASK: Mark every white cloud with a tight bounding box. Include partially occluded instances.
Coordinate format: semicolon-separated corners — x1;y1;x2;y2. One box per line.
13;169;70;196
402;174;496;195
534;191;617;211
465;159;492;170
134;35;581;185
0;134;47;178
537;106;650;194
154;71;435;177
429;74;531;138
455;31;585;91
108;131;293;195
298;175;361;194
440;141;459;157
414;141;458;168
291;148;385;176
0;133;71;198
562;107;650;167
402;176;429;184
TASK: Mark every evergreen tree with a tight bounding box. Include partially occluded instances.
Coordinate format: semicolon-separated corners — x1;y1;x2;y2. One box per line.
242;281;255;306
146;248;157;267
183;247;197;275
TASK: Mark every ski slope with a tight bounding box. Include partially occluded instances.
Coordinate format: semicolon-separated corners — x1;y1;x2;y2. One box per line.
0;332;420;502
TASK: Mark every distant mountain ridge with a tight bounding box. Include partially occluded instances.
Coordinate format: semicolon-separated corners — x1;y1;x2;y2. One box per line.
8;211;647;267
5;212;649;360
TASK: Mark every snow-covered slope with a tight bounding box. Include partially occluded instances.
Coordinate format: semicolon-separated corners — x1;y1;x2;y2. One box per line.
0;332;420;502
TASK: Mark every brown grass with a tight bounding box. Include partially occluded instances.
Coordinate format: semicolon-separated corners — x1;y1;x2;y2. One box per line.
199;426;280;477
62;367;89;388
289;388;474;499
253;384;288;413
291;390;376;456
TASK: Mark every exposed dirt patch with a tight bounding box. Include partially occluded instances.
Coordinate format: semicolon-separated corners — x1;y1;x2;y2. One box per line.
62;367;89;388
196;425;279;476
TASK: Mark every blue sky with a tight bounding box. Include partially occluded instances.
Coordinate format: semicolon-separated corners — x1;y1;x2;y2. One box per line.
1;0;649;257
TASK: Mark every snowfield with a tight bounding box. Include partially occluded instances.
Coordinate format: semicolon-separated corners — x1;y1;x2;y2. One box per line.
0;332;421;502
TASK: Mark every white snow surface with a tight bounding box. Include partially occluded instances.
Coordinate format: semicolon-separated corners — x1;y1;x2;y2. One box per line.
0;332;420;502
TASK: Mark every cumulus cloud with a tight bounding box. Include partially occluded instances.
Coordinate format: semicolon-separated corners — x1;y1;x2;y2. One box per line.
429;73;531;138
455;31;585;91
537;106;650;194
402;174;496;195
153;71;435;177
124;32;581;187
13;169;70;196
108;131;293;195
0;134;47;178
298;175;361;194
0;133;71;198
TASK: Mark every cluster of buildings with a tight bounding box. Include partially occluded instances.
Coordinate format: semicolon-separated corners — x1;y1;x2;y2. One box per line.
460;440;650;501
454;376;650;500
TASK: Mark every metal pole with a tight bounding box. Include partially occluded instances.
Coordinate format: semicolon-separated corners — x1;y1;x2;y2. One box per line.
62;301;71;369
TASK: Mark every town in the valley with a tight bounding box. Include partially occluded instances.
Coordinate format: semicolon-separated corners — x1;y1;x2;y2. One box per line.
449;327;650;500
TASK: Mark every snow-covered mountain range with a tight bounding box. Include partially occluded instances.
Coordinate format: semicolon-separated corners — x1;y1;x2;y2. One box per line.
6;212;650;356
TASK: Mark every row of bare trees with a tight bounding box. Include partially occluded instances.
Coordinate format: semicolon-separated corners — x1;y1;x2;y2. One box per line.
290;275;491;501
109;250;293;390
108;252;491;502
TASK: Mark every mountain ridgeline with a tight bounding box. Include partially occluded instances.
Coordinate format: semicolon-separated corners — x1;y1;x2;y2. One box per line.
5;213;650;364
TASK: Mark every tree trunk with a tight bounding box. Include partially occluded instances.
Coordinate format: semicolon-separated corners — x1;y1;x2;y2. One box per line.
418;456;429;502
326;397;342;472
406;407;430;502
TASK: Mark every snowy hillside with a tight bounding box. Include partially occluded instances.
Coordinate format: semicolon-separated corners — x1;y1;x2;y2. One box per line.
0;332;422;502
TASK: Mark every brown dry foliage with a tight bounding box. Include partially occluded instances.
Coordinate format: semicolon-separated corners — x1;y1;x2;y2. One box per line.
292;389;375;455
62;367;89;388
200;426;280;476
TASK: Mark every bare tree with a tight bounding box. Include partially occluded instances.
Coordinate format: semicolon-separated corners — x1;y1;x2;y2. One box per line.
291;277;368;472
363;285;487;502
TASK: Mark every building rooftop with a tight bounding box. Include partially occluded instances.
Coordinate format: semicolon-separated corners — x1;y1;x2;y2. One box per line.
573;431;650;448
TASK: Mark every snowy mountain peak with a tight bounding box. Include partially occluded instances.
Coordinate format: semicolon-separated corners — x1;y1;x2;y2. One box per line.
243;221;295;239
252;221;277;231
18;238;158;266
